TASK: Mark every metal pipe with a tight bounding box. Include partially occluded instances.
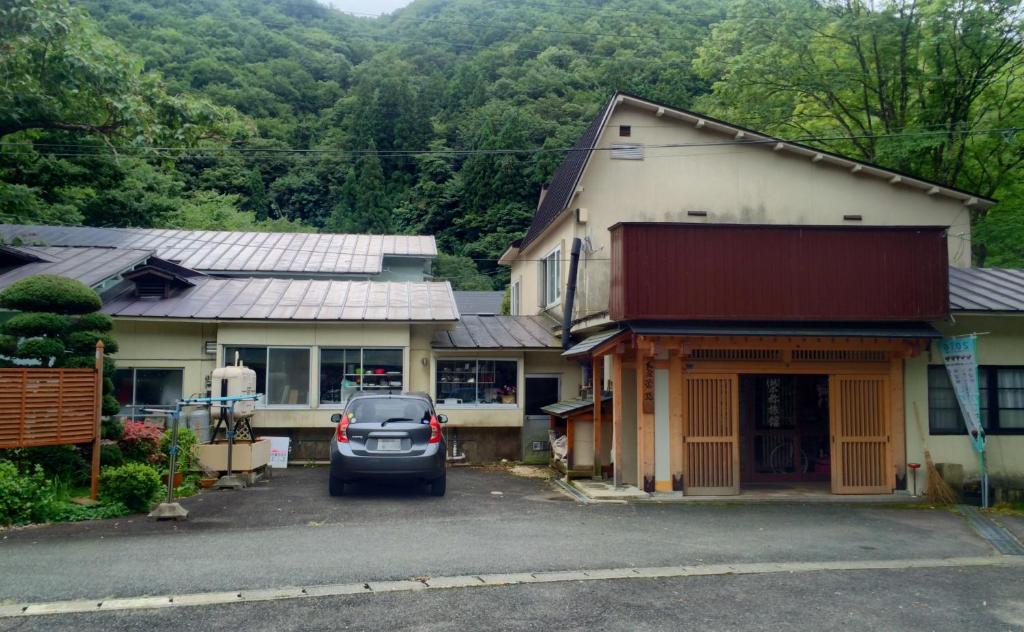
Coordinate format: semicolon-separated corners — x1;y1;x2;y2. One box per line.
562;238;582;350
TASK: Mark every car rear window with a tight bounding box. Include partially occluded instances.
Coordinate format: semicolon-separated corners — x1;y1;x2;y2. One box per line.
346;398;431;423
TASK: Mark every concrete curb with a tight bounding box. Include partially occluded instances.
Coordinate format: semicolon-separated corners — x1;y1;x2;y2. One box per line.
2;555;1020;619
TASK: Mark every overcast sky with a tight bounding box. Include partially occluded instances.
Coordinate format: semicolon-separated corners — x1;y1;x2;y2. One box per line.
320;0;415;16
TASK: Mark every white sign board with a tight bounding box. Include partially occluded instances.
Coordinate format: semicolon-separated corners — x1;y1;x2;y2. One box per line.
265;436;291;469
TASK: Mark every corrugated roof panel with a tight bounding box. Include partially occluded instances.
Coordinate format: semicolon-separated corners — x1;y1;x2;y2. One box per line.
949;267;1024;312
361;282;390;320
387;283;411;321
0;246;152;291
242;278;291;320
218;278;270;319
267;279;310;320
563;329;626;357
340;282;370;320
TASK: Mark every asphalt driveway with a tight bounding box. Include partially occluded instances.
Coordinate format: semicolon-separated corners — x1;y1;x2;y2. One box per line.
0;466;999;604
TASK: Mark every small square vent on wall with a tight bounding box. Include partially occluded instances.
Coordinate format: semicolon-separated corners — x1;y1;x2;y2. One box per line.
611;144;644;160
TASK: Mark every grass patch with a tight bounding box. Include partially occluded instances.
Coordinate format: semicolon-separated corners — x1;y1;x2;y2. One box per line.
986;501;1024;516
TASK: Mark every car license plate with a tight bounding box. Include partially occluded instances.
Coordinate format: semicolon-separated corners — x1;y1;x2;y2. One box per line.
376;438;402;451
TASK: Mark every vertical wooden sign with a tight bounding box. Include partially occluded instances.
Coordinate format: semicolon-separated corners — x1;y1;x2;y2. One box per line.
642;358;655;414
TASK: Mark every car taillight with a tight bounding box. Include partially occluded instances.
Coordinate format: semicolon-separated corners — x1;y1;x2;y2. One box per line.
337;414;350;443
428;416;441;444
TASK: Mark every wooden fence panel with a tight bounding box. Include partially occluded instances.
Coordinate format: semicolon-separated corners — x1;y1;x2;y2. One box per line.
0;368;100;449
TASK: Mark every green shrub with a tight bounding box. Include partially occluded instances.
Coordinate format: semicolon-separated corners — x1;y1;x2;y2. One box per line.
48;501;130;522
71;313;113;333
15;337;65;364
102;394;121;417
160;427;198;472
0;334;17;355
100;444;124;467
119;421;164;464
66;331;119;355
0;460;54;525
100;463;162;512
1;312;70;338
101;416;124;441
0;445;90;486
0;275;102;315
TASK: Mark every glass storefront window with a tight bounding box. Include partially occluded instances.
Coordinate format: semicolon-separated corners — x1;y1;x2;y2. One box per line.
436;359;517;406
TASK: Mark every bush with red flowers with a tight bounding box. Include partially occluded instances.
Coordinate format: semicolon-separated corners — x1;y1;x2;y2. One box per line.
119;421;164;464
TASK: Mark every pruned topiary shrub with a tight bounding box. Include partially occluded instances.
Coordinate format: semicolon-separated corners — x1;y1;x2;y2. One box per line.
100;444;125;468
14;337;65;365
1;312;70;338
100;462;162;512
0;275;102;314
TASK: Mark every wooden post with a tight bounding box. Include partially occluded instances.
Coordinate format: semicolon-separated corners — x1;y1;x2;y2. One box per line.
90;340;104;501
668;352;684;491
636;344;656;493
611;353;623;486
889;354;906;492
592;357;603;476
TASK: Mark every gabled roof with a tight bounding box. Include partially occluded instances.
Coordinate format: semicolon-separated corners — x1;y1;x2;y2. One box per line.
0;246;152;290
0;224;437;276
518;92;996;251
453;291;504;315
949;267;1024;312
104;279;459;322
432;315;559;349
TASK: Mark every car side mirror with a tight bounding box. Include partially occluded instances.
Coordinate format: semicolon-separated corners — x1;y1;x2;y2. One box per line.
330;413;342;424
437;414;448;424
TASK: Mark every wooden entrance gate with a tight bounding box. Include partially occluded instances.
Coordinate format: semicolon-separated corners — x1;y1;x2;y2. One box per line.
682;374;740;495
829;375;891;494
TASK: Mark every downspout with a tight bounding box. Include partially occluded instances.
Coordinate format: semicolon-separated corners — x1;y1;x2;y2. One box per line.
562;238;582;350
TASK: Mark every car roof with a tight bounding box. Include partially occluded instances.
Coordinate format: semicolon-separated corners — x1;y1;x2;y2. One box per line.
347;391;433;405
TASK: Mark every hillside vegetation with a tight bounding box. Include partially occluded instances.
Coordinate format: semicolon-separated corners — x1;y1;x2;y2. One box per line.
1;0;1021;287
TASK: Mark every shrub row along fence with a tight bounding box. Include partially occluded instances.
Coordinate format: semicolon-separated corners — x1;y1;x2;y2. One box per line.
0;341;104;498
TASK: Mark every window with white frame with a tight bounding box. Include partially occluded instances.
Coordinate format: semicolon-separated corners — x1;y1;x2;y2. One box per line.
540;246;561;308
113;368;184;419
436;359;518;406
319;347;403;405
510;280;520;316
224;346;310;406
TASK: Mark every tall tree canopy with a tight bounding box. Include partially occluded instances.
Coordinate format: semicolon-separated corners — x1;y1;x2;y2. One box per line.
1;0;1022;284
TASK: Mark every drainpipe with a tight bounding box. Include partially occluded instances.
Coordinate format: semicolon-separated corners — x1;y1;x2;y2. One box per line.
562;238;582;350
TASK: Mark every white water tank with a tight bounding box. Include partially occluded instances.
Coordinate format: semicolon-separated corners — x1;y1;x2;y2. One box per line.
210;363;257;419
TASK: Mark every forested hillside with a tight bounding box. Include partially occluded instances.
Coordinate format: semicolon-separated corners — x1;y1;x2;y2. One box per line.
2;0;1021;288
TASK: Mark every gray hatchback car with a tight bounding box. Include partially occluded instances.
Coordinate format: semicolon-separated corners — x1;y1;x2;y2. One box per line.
329;392;448;497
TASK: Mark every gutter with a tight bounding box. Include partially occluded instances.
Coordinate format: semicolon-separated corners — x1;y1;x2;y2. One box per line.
561;238;582;350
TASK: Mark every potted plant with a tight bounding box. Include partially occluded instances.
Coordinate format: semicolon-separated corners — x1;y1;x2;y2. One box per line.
499;385;516;404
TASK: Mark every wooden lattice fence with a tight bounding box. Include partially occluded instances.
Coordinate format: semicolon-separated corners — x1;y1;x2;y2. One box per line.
0;342;104;498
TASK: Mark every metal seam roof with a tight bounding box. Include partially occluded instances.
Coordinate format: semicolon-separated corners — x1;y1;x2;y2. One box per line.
432;315;560;349
102;279;458;322
949;267;1024;312
0;224;437;276
0;246;153;290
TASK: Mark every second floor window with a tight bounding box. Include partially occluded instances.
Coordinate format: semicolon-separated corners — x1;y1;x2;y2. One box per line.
510;280;520;315
540;246;561;308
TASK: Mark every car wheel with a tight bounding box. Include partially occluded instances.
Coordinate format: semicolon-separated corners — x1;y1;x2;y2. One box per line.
429;472;446;497
329;475;346;497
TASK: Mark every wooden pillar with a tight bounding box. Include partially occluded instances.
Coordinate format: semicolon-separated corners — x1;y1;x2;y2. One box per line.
636;344;655;493
668;352;684;492
890;353;907;492
611;352;623;486
90;340;105;501
592;357;603;476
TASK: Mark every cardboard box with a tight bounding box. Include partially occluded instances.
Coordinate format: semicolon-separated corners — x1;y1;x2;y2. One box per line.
198;439;270;472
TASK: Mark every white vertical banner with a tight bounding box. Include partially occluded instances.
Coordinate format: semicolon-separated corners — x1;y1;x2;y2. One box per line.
938;336;985;452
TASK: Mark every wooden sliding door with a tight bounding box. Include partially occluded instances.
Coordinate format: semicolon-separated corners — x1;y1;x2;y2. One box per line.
682;374;740;495
829;375;892;494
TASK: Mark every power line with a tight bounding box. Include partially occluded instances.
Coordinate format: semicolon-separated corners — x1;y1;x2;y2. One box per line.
3;127;1018;159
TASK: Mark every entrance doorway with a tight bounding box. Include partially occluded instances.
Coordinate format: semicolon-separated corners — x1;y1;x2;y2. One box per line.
740;375;830;485
522;375;561;464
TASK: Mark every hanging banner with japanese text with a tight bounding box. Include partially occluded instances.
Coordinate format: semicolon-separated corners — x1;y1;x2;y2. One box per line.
938;336;985;453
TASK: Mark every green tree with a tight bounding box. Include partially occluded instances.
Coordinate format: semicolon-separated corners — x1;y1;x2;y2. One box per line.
432;253;494;291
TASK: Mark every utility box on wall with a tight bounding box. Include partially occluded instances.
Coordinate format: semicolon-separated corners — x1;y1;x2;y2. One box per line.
522;417;551;464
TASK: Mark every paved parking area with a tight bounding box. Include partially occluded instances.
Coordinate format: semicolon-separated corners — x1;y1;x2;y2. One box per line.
0;466;1000;604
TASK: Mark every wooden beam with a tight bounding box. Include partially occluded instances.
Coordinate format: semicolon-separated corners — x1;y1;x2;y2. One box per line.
636;346;656;493
91;341;104;501
592;357;603;476
612;353;623;486
890;354;906;492
668;354;684;491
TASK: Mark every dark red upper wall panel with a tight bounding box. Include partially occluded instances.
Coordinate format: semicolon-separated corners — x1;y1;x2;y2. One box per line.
608;223;950;322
